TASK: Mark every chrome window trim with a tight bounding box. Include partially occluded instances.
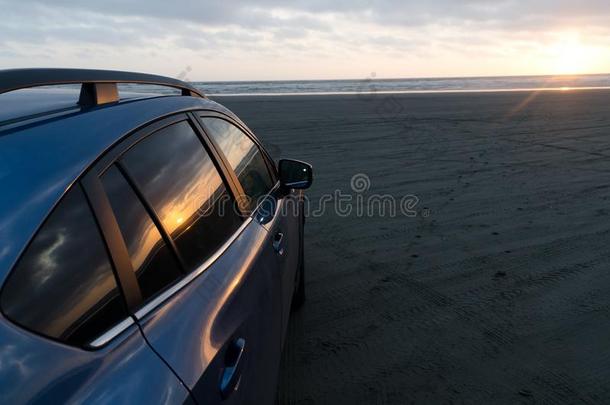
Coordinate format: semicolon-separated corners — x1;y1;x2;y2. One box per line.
88;317;135;348
134;217;253;320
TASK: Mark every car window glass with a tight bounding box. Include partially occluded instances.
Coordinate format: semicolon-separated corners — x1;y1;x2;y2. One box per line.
101;165;183;301
0;186;127;347
200;117;274;212
120;121;243;272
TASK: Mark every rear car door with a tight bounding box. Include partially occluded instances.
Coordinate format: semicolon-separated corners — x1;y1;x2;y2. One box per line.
86;115;284;404
197;114;301;341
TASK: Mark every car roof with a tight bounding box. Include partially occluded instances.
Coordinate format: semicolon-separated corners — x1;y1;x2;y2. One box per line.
0;88;173;124
0;89;80;123
0;92;235;282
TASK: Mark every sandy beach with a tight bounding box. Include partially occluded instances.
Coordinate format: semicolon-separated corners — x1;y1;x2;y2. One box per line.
217;90;610;404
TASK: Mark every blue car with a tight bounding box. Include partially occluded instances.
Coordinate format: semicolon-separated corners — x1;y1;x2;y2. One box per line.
0;69;312;404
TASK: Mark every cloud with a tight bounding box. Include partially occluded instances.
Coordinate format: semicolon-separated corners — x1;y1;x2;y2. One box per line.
1;0;610;79
7;0;610;36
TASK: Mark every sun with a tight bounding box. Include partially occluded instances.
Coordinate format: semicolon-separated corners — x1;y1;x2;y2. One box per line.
547;32;595;75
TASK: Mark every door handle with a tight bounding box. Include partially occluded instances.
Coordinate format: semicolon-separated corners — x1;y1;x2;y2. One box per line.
220;338;246;399
273;232;285;255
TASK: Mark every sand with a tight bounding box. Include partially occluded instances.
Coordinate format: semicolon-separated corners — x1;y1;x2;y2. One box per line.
216;90;610;404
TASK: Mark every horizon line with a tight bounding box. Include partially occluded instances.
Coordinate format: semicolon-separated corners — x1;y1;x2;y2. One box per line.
191;72;610;84
209;86;610;97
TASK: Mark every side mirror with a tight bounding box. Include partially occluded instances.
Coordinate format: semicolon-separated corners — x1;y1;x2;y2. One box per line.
279;159;313;190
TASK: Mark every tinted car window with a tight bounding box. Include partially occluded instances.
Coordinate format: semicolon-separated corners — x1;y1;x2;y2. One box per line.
120;121;243;272
1;186;126;347
101;166;183;301
201;117;275;211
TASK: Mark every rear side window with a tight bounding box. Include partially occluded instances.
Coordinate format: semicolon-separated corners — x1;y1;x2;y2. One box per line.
120;121;243;273
101;166;183;301
200;117;275;212
1;186;127;347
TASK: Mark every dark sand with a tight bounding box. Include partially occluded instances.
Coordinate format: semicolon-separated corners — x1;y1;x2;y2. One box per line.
217;90;610;404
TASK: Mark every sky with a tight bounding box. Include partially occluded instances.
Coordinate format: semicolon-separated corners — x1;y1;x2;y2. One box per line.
1;0;610;81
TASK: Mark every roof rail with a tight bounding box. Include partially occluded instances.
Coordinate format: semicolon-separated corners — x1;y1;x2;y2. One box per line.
0;68;205;107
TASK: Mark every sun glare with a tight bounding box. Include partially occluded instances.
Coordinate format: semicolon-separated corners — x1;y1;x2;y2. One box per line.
547;32;595;75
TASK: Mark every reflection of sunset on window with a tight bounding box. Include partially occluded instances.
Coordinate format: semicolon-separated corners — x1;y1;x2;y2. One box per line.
27;231;117;336
50;271;116;337
130;219;164;272
34;233;66;284
210;121;254;171
158;168;224;237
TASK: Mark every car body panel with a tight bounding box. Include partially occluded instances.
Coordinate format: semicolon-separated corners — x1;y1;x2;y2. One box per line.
0;89;79;124
0;313;190;404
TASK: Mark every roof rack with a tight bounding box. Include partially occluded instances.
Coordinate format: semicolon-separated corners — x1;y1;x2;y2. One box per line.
0;68;205;107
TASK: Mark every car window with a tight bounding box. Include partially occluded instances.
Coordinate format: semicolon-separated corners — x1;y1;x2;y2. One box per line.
101;165;183;301
0;185;127;347
200;117;275;212
120;121;243;273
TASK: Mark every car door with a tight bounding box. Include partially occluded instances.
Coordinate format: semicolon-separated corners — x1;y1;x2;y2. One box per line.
85;114;284;404
263;188;302;342
196;114;301;341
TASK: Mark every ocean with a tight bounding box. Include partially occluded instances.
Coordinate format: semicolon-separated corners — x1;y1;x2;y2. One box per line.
188;74;610;96
105;74;610;97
